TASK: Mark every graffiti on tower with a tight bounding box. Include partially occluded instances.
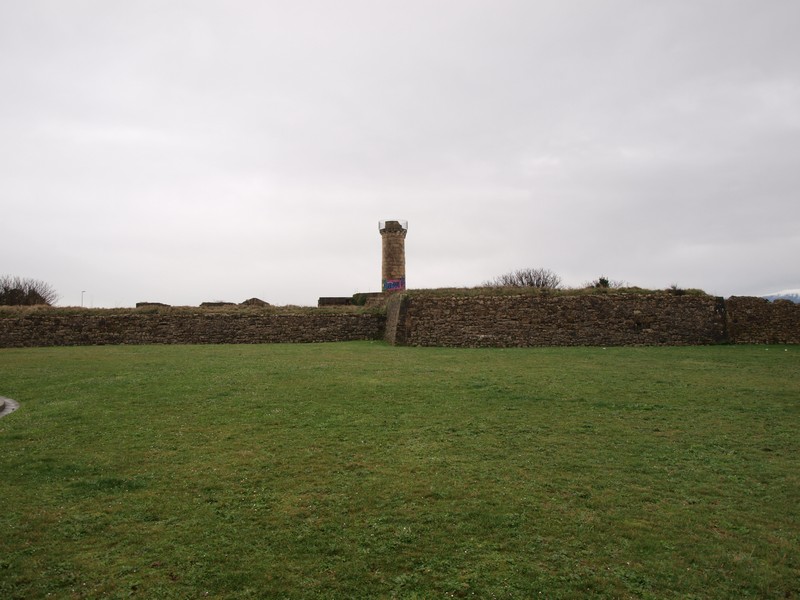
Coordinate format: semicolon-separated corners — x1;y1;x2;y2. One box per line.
383;278;406;292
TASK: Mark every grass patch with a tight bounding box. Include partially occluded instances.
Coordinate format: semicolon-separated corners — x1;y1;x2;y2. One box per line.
1;342;798;598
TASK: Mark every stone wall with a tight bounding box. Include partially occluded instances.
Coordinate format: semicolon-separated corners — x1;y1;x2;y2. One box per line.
0;307;385;348
386;292;729;347
2;292;798;349
726;296;800;344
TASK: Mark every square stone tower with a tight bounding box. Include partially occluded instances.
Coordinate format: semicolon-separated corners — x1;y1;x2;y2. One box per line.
379;220;408;292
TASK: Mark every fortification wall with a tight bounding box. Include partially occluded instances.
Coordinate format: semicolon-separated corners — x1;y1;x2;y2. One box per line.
726;296;800;344
386;292;729;347
0;307;385;348
2;293;798;349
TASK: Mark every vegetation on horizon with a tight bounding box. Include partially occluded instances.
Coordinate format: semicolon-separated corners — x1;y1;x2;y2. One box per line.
1;343;797;598
469;267;706;298
483;267;563;289
409;284;710;299
0;275;59;306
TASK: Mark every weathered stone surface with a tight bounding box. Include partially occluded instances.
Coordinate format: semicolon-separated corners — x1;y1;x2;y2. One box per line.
0;307;385;347
380;220;407;292
726;296;800;344
240;298;270;307
384;294;409;345
318;297;353;307
384;292;798;347
1;293;797;348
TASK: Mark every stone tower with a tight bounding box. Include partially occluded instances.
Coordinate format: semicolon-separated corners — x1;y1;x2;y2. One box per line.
379;220;408;292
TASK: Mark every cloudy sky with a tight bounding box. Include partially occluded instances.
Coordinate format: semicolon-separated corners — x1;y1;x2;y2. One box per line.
2;1;798;307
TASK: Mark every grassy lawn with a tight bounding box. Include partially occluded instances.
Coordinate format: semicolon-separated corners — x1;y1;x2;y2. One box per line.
1;342;798;599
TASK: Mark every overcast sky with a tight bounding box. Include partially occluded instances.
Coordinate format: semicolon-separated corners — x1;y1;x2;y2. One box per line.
2;1;798;307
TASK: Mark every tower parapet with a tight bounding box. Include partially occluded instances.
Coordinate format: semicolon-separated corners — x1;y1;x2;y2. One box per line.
379;220;408;292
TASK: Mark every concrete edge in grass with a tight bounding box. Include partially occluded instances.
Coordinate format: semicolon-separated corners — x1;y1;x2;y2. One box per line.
0;396;19;419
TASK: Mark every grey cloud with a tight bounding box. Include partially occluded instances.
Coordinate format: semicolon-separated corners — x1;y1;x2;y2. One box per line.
2;1;798;307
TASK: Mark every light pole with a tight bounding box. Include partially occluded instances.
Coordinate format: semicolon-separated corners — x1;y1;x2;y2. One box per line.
81;291;86;307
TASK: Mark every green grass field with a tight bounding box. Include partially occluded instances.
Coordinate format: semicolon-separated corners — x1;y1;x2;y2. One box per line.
1;342;798;599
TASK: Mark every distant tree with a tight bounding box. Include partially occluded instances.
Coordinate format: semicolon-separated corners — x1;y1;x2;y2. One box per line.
484;267;562;289
667;283;686;296
0;275;59;306
585;275;626;289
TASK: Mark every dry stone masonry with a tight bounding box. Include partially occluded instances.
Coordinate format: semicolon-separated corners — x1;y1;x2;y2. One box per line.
384;291;799;347
380;220;408;292
1;292;798;349
0;307;384;347
725;296;800;344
